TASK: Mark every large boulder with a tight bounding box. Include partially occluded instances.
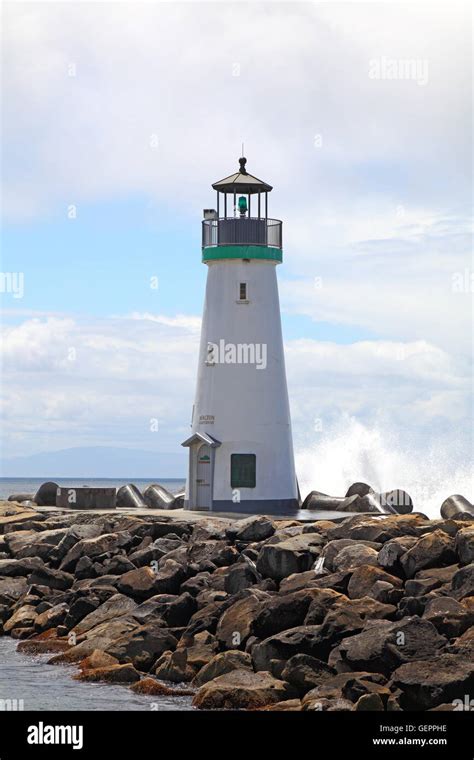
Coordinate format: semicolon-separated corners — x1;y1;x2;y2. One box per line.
252;626;323;673
448;626;474;657
302;671;387;704
332;544;379;572
64;596;103;630
281;654;335;696
339;617;446;676
256;534;323;581
52;617;141;661
303;589;347;625
78;649;119;671
400;530;456;578
455;526;474;565
180;631;219;673
4;604;37;633
192;650;253;686
186;540;238;568
117;561;185;600
133;592;196;627
192;669;297;709
226;515;275;543
128;538;183;568
253;588;339;639
154;649;195;683
5;528;68;560
0;576;28;602
320;539;381;573
60;532;133;573
71;594;138;636
224;562;259;595
0;509;43;535
95;556;136;576
51;525;107;563
327;514;429;543
377;536;419;574
0;557;44;577
426;596;474;638
391;654;474;710
106;622;178;671
28;565;74;591
74;663;140;684
216;591;267;649
347;565;403;599
34;603;69;632
451;563;474;600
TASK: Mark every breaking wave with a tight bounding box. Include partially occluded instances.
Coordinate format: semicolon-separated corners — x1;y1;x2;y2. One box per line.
295;417;473;519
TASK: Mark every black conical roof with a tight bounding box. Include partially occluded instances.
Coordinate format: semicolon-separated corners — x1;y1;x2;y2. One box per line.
212;157;272;195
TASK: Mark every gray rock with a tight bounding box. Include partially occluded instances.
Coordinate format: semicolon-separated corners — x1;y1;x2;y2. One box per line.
192;669;297;710
400;530;456;578
339;617;446;675
0;557;44;577
252;625;323;672
332;544;379;571
256;534;324;581
227;515;275;543
451;563;474;600
192;650;253;686
117;560;186;600
281;654;335;695
391;654;474;710
28;565;74;591
106;622;178;671
71;593;138;636
455;525;474;565
60;531;133;572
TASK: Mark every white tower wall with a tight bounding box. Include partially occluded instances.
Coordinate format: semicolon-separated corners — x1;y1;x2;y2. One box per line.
184;258;298;514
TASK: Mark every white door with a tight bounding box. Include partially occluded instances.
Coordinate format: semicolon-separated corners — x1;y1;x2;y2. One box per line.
196;444;212;510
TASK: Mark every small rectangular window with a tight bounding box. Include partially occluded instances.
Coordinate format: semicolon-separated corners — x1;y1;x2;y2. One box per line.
231;454;256;488
239;282;247;301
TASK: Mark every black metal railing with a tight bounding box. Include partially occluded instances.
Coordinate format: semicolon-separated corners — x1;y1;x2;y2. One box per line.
202;217;282;249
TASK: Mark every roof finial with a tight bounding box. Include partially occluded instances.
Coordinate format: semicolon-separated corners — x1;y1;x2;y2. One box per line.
239;155;247;175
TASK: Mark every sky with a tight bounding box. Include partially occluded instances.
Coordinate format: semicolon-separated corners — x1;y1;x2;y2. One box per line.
1;1;472;511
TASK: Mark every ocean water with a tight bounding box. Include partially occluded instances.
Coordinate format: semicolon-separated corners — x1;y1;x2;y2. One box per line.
0;638;193;711
0;478;186;501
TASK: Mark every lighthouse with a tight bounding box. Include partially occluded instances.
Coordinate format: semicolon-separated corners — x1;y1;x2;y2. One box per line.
182;157;299;515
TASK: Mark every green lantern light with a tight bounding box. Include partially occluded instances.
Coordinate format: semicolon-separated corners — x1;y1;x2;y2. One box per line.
238;195;248;216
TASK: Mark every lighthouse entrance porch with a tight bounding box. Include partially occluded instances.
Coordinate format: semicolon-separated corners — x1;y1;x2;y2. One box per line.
181;432;221;511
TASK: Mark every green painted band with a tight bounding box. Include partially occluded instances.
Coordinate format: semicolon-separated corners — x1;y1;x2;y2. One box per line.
202;245;283;263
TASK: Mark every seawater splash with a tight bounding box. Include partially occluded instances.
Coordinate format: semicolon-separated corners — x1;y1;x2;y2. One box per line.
295;418;473;519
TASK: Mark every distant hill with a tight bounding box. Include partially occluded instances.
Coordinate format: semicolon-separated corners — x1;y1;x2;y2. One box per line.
0;446;187;479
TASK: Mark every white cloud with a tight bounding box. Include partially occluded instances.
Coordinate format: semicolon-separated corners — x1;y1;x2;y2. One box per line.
2;1;471;219
1;312;470;462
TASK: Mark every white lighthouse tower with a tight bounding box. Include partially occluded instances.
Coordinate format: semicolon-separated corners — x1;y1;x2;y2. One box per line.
182;157;299;515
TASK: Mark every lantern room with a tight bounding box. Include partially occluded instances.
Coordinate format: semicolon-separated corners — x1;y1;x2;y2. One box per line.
202;157;282;261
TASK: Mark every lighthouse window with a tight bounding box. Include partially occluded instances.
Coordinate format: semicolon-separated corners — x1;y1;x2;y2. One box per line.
238;282;248;301
231;454;256;488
